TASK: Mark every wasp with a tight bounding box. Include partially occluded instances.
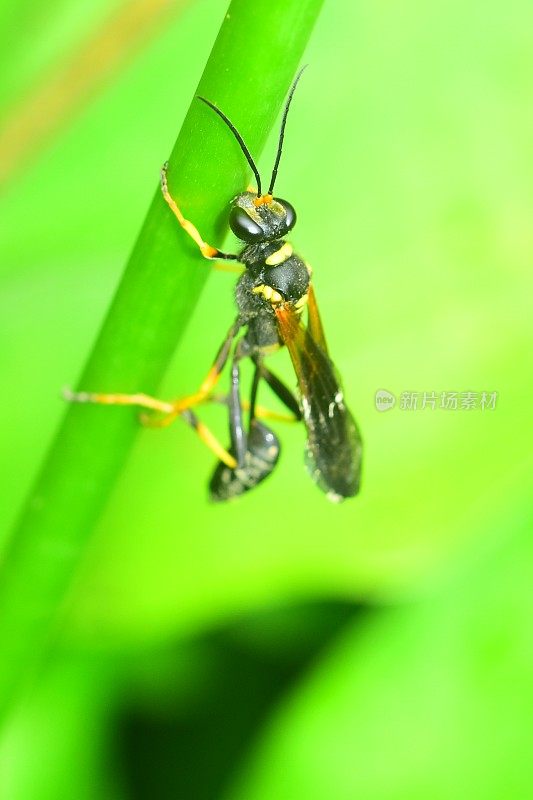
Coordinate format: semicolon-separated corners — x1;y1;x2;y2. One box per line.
67;68;362;502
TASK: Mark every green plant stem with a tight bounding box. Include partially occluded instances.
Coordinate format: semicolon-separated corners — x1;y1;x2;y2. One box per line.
0;0;323;724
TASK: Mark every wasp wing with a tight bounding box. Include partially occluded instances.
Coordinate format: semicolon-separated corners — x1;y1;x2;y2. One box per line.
306;284;329;354
275;304;362;501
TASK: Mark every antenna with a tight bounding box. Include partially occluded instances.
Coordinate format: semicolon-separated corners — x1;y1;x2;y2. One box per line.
267;65;308;195
197;96;262;196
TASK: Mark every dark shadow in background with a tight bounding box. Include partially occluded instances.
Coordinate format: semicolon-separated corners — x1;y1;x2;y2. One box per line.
116;600;366;800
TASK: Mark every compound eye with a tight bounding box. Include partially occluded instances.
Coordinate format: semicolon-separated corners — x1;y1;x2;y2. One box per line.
229;207;263;242
275;198;297;233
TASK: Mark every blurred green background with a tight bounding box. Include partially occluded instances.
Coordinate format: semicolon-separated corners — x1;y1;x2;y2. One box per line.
1;0;532;797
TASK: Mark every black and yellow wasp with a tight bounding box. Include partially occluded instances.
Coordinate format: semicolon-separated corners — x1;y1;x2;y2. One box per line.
68;69;362;502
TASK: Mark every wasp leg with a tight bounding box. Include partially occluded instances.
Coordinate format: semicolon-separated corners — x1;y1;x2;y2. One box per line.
253;359;303;421
248;359;261;424
206;393;296;424
180;409;236;469
144;318;242;428
226;339;248;467
206;360;302;423
66;319;242;429
161;162;242;272
64;388;236;468
64;388;174;414
250;403;297;423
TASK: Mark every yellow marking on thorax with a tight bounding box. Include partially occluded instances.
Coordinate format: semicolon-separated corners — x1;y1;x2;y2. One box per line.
294;292;309;314
265;242;293;266
252;284;283;304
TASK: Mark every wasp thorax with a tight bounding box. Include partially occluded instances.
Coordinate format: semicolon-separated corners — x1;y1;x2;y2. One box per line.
229;191;296;243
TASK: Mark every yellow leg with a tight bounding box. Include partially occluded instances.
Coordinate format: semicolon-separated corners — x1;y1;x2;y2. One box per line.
66;374;220;429
181;409;237;469
63;388;174;414
139;366;220;429
65;319;242;424
160;162;242;273
250;402;298;424
64;388;237;468
217;396;297;424
144;317;241;427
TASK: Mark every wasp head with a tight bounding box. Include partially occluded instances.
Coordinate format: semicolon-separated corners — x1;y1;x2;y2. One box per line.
229;191;296;243
197;67;307;246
